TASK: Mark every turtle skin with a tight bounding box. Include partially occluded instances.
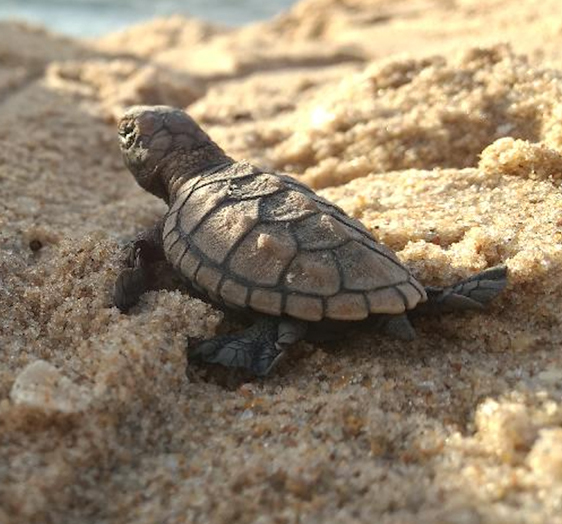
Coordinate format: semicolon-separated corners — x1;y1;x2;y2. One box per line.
114;105;507;376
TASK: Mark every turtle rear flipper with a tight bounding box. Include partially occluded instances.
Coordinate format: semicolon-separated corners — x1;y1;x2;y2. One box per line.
415;265;507;315
189;318;307;376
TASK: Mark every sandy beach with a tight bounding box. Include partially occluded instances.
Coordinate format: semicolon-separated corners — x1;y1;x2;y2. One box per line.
2;0;562;522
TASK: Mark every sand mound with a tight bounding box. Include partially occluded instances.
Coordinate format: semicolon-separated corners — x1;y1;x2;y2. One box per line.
2;1;562;523
270;46;562;188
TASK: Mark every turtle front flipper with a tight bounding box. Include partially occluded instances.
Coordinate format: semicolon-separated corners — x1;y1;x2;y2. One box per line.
189;317;308;376
415;265;507;316
114;246;149;312
114;222;165;312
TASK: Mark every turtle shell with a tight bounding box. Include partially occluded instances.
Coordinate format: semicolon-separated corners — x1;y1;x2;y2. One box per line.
162;161;427;321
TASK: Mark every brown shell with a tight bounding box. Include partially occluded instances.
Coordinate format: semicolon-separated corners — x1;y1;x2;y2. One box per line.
163;161;427;321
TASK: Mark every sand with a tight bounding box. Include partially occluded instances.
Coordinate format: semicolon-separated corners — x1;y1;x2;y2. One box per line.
2;0;562;522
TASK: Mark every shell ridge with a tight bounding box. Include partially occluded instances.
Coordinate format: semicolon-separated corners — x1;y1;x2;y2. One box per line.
238;187;286;202
259;189;318;223
261;208;319;225
311;196;347;215
299;240;348;252
286;220;299;246
277;174;316;193
185;171;255;200
175;227;284;289
196;168;260;190
358;238;405;265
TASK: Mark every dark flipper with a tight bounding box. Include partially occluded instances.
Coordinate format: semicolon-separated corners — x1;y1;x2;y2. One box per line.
414;265;508;316
189;317;308;376
381;314;417;341
113;222;165;312
114;263;148;312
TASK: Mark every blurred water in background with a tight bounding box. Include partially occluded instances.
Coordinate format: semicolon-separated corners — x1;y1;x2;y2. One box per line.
0;0;297;37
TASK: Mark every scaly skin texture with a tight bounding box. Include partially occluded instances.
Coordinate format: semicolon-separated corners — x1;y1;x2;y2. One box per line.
114;105;507;376
117;105;233;204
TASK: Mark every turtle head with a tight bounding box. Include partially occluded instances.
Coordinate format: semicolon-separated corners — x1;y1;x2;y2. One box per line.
118;105;221;200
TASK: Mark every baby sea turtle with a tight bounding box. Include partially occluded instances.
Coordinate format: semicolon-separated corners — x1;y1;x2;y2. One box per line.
114;106;507;376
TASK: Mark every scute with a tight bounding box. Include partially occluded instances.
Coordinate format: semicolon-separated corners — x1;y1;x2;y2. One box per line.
277;174;317;195
203;160;261;185
180;249;200;280
250;289;283;315
196;266;223;293
165;232;185;267
284;295;324;321
178;179;230;234
360;235;403;265
163;229;181;256
367;287;406;314
220;279;249;308
313;198;374;236
229;224;297;286
228;174;285;199
166;187;190;227
409;278;427;301
336;241;408;291
192;198;260;263
285;251;340;296
326;293;369;320
396;282;423;309
172;175;200;205
260;190;319;222
162;213;177;242
294;214;349;250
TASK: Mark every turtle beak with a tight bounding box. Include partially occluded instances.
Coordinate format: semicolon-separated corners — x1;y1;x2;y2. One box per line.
118;120;137;151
